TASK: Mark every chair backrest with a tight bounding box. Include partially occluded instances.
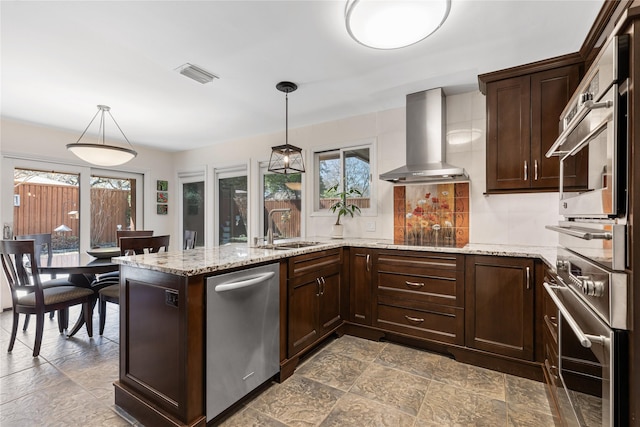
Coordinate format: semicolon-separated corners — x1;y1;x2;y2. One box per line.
15;233;52;268
184;230;197;250
0;240;44;299
116;230;153;242
119;235;170;255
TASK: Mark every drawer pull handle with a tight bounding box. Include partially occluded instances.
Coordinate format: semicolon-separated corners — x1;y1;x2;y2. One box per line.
404;315;424;323
405;281;424;288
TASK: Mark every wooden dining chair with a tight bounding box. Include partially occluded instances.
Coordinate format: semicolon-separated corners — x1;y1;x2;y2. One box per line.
184;230;197;249
96;235;170;335
15;233;69;330
1;239;95;357
90;229;154;297
116;230;153;241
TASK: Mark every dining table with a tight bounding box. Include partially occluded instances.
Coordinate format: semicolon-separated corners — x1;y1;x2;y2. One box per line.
38;250;120;337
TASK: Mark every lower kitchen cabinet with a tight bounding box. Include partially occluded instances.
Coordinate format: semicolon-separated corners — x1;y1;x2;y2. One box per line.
287;249;343;358
465;255;535;360
542;265;561;410
348;248;374;326
374;250;465;345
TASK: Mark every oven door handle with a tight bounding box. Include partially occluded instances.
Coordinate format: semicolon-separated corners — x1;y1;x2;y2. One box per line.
544;282;593;348
545;98;613;158
545;225;612;240
565;118;609;158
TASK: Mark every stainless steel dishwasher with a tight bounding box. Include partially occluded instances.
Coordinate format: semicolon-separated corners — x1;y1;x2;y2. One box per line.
205;263;280;421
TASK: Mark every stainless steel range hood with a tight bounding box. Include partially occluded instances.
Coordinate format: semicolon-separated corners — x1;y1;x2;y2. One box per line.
380;88;469;183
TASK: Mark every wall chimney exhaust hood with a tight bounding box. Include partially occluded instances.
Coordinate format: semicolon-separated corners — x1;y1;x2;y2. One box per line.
379;88;468;183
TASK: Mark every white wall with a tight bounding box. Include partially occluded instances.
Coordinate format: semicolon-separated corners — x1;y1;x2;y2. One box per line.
0;90;563;309
172;90;562;246
0;118;175;309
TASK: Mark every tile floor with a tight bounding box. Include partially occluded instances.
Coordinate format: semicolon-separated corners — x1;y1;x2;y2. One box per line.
1;307;558;426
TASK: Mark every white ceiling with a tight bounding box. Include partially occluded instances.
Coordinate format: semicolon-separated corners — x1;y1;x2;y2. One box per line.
1;1;604;152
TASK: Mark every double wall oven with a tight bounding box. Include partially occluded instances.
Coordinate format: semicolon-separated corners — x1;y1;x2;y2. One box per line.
545;34;630;427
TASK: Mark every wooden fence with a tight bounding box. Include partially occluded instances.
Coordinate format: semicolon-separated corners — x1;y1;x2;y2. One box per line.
13;182;130;247
264;200;302;238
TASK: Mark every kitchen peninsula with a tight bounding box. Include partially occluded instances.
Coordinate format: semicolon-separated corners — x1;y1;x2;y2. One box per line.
112;239;556;427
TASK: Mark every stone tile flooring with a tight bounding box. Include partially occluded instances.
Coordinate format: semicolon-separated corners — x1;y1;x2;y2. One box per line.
1;308;558;426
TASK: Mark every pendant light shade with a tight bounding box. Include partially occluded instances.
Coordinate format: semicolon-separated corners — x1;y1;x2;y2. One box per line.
66;105;137;167
345;0;450;50
268;82;305;174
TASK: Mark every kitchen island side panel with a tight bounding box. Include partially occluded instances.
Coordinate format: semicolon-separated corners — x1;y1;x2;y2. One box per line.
115;265;205;427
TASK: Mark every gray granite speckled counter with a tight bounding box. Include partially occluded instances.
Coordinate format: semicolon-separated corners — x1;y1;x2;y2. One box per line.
112;238;557;277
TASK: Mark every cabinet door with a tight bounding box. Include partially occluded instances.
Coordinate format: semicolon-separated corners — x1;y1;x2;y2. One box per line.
318;268;342;335
465;256;535;360
486;75;531;191
349;249;373;325
531;65;585;189
288;275;319;357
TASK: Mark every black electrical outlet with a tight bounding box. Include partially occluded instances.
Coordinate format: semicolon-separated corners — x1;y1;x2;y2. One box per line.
165;290;179;307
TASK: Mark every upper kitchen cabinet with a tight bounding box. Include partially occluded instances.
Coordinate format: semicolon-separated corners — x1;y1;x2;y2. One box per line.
480;58;587;193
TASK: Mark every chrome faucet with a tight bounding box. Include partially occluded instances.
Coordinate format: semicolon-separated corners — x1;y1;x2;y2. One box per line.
266;208;291;245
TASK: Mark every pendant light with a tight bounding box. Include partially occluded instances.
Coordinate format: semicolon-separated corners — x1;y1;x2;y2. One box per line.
66;105;137;167
345;0;450;50
268;82;305;174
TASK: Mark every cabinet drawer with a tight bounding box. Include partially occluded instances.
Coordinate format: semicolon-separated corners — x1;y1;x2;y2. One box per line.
377;251;462;271
377;270;461;307
375;298;464;345
376;251;464;307
543;327;559;385
288;248;342;278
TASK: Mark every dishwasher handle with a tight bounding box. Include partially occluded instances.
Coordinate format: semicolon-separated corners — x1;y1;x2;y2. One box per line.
214;271;276;293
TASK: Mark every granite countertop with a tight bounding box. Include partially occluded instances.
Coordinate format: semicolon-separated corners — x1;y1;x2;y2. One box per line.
113;237;557;277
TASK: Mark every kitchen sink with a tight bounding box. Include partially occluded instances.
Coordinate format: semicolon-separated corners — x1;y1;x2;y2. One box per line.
257;241;321;250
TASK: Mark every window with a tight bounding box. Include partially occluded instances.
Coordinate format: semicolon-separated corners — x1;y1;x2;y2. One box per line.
90;174;138;247
8;159;144;258
182;180;205;248
314;143;374;213
261;168;302;240
13;168;80;254
218;174;248;244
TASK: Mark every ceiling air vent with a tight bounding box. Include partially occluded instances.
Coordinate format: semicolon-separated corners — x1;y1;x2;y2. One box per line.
175;63;219;84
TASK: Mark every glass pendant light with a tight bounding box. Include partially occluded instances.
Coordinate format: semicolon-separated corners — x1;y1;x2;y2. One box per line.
268;82;305;174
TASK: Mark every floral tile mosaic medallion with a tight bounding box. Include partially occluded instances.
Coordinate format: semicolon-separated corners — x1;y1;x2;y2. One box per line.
393;183;469;247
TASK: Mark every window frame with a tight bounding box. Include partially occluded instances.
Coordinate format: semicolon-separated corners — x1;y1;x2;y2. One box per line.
212;163;250;245
258;160;305;241
311;138;377;217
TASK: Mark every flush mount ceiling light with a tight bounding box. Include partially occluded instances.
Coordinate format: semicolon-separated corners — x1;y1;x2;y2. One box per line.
345;0;451;49
66;105;137;167
176;63;219;84
268;81;305;175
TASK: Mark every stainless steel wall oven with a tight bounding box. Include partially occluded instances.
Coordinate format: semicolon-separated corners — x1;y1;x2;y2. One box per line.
545;33;630;427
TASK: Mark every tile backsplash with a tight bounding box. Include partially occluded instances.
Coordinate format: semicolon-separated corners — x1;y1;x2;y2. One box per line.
393;183;469;247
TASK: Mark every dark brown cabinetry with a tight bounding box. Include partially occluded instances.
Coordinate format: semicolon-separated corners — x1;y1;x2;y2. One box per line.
115;266;205;427
541;266;561;410
483;63;586;193
465;255;535;360
287;248;343;358
348;248;374;326
374;250;465;345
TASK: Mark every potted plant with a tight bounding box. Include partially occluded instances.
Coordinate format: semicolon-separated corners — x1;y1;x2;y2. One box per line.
327;184;362;238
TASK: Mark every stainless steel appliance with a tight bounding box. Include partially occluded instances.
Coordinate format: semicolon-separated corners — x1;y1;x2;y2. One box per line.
205;263;280;422
546;34;629;219
544;249;628;427
379;88;469;183
545;33;630;427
